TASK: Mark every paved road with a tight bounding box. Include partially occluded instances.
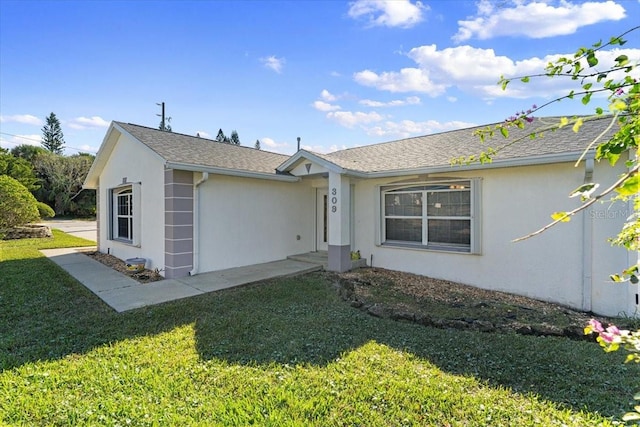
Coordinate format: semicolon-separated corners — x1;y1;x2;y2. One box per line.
40;219;97;242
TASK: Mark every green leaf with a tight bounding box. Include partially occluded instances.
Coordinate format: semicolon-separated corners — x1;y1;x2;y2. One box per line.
582;83;592;90
499;127;508;138
572;118;583;133
581;92;592;105
615;175;639;196
520;76;530;83
615;54;629;66
551;212;571;223
569;183;598;200
595;107;603;115
610;274;624;282
610;99;627;111
567;90;575;99
559;117;569;128
586;52;598;67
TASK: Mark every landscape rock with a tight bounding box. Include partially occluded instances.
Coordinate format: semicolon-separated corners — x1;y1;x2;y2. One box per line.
3;225;52;240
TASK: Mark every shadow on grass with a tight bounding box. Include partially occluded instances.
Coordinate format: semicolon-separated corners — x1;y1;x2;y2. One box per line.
1;255;637;418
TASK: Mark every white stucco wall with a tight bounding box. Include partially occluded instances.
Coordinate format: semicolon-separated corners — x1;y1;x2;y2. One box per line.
97;132;166;272
197;175;315;272
352;160;634;317
588;158;638;317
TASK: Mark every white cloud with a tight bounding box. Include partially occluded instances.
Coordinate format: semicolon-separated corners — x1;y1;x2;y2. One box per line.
0;133;42;149
78;144;99;153
301;143;346;154
453;0;626;42
447;96;457;103
366;119;476;138
68;116;110;130
261;55;285;73
348;0;428;29
196;131;211;138
359;96;421;107
0;114;42;126
354;68;447;95
320;89;338;102
326;110;385;128
313;100;342;112
354;43;640;100
260;137;293;154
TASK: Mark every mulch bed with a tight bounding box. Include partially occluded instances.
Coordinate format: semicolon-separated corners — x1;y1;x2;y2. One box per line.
332;267;623;340
84;251;163;284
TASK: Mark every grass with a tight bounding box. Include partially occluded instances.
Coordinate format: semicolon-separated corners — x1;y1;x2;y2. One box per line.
1;232;639;426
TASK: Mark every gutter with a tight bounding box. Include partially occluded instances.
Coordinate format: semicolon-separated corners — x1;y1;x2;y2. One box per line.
582;155;594;312
165;162;300;182
190;172;209;276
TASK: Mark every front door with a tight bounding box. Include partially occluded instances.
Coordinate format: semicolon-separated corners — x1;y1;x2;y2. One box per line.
316;188;328;251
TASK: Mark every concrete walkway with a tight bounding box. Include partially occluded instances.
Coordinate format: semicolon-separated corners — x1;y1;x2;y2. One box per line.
41;247;323;312
38;219;97;242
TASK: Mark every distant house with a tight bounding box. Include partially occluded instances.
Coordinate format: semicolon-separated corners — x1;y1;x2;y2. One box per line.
83;118;637;317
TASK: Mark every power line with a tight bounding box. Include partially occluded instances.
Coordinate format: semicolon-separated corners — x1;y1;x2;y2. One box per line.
0;132;98;154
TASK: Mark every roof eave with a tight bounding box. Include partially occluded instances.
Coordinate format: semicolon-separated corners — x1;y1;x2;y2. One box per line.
165;161;301;182
82;123;120;189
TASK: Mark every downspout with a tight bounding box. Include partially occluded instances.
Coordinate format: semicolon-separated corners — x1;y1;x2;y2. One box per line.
190;172;209;276
582;156;594;312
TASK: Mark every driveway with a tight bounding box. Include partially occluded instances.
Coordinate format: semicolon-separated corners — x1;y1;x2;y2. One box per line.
40;219;97;242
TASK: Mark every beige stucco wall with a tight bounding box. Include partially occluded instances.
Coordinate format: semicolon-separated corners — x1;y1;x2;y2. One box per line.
97;132;166;272
352;160;635;317
197;175;315;272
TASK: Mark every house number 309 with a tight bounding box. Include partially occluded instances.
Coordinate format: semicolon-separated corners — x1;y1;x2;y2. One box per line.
330;188;337;212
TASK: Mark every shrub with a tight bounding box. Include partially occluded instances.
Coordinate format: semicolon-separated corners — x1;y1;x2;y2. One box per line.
37;202;55;219
0;175;40;230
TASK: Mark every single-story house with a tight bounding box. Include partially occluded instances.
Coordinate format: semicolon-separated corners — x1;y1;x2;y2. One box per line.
83;117;638;317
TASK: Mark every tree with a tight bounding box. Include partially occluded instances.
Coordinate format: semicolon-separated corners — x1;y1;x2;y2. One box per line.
216;128;227;143
461;25;639;284
0;151;39;192
33;152;95;216
255;139;261;150
0;175;40;232
41;112;65;154
230;130;241;145
159;116;172;132
10;144;47;162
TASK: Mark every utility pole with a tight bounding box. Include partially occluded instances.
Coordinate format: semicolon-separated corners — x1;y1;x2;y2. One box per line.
157;102;166;130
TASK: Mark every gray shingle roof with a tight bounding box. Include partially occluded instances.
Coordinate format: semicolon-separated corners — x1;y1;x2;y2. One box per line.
116;122;290;174
116;116;614;177
320;116;614;173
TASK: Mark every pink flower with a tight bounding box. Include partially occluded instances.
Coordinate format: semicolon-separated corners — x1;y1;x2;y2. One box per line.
600;325;622;343
588;319;604;333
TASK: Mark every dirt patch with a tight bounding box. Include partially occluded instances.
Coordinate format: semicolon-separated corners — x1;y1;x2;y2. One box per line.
84;251;163;284
334;267;632;340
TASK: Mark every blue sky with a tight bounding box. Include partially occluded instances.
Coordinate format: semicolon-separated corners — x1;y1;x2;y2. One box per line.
1;0;638;155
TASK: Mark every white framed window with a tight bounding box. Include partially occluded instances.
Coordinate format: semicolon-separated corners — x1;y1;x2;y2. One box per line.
109;183;141;246
380;179;481;253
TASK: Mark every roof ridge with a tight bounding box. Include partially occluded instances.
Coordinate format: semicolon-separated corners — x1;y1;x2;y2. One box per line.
326;114;608;156
115;121;289;158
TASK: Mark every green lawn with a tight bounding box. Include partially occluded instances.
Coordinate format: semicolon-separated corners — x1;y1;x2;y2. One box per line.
1;232;638;426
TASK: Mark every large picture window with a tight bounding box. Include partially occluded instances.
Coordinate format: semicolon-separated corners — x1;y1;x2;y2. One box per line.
381;179;480;253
